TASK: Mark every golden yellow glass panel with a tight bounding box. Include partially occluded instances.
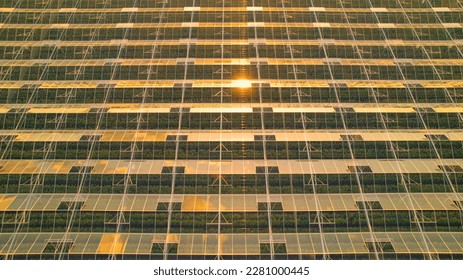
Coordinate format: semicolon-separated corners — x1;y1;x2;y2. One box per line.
0;106;13;113
190;107;253;113
97;234;128;254
433;107;463;113
107;107;170;113
0;195;16;211
353;107;415;113
182;195;220;211
273;107;335;113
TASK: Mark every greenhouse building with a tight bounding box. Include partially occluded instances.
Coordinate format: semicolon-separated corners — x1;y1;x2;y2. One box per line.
0;0;463;260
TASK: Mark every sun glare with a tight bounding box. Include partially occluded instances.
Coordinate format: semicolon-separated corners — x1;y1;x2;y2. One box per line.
232;79;252;88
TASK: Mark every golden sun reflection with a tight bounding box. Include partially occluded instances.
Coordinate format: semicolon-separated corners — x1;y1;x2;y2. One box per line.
231;79;252;88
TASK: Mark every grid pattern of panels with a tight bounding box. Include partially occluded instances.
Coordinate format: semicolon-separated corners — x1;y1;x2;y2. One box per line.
0;0;462;260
